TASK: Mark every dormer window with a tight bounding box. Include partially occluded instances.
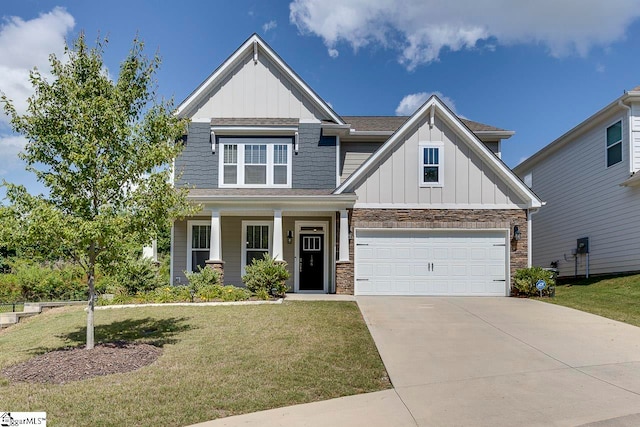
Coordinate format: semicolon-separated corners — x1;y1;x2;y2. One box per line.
219;137;293;187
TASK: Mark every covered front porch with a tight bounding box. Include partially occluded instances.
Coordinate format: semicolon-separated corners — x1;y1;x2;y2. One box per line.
171;189;355;293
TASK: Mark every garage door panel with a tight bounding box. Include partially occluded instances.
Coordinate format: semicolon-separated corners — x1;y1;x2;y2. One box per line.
355;230;507;296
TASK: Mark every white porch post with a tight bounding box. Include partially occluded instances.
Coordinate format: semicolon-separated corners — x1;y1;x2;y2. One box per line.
339;210;350;261
273;210;284;261
209;210;222;261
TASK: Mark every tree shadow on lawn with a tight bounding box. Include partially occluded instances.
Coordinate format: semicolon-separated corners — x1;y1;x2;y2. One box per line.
28;316;194;355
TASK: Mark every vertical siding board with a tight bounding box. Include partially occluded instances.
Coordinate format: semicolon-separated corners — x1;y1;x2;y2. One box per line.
468;150;483;204
392;144;405;203
378;153;394;203
455;137;469;204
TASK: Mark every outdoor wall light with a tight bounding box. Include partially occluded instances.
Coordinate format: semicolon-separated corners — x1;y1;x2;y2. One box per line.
287;230;293;244
513;225;521;241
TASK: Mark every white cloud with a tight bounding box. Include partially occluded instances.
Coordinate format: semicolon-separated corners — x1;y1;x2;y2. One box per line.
263;20;277;33
596;63;606;73
328;48;339;58
290;0;640;70
0;7;75;121
0;133;27;175
395;91;457;116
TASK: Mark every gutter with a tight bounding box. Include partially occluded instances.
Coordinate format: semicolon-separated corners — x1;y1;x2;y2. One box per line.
617;99;633;175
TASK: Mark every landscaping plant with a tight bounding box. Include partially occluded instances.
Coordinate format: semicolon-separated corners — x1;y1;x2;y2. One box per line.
242;254;290;298
513;266;556;296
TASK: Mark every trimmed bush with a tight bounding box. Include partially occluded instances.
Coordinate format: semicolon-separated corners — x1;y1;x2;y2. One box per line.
513;266;556;297
242;254;290;299
184;266;220;294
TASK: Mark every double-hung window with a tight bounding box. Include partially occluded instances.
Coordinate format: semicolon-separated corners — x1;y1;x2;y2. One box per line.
606;120;622;167
419;142;444;187
219;137;292;187
241;221;272;274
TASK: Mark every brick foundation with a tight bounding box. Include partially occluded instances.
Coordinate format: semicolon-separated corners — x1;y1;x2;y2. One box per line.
334;208;528;296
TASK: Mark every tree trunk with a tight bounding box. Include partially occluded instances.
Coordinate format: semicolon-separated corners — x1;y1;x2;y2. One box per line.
86;248;96;350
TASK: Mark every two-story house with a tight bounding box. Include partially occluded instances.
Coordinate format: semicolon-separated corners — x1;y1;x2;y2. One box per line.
515;87;640;278
171;34;541;296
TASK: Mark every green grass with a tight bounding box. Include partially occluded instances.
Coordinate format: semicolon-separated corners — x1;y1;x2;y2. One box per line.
0;301;390;426
543;273;640;327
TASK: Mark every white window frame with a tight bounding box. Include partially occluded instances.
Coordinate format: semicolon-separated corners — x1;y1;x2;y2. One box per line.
419;141;444;187
241;220;273;276
605;119;623;168
186;220;211;273
218;139;293;188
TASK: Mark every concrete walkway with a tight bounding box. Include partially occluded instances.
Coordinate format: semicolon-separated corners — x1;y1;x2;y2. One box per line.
190;297;640;426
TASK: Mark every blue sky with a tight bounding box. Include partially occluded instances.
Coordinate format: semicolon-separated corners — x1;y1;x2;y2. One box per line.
2;0;640;195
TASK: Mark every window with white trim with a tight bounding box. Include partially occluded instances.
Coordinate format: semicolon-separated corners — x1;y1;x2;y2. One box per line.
219;137;292;187
187;222;211;273
606;120;622;167
419;142;444;186
242;222;272;272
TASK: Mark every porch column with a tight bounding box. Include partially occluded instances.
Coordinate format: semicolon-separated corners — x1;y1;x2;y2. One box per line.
205;209;225;283
339;210;350;261
273;209;284;261
209;209;222;261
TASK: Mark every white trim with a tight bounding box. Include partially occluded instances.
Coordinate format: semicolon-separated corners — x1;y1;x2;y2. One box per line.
353;227;510;296
170;221;175;285
210;126;299;135
209;210;221;261
335;135;341;187
353;203;525;209
294;221;329;293
241;220;274;276
187;220;212;274
335;96;542;209
218;140;293;188
418;141;444;187
176;34;344;125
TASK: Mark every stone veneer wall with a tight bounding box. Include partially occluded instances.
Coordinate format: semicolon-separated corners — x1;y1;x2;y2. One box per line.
335;208;528;295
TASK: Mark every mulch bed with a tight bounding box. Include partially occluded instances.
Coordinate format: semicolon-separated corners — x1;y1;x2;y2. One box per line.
2;341;162;384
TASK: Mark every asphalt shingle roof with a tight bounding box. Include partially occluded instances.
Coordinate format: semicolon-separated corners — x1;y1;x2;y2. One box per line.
341;116;508;133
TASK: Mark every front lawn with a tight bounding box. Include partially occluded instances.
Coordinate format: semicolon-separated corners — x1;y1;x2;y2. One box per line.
543;274;640;327
0;301;390;426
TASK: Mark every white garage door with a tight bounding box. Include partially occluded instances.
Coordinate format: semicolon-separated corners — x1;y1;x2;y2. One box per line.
355;229;508;296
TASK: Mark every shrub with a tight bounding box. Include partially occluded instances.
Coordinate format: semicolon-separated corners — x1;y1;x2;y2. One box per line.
513;267;556;297
242;254;290;298
115;257;163;295
196;284;251;302
184;266;220;295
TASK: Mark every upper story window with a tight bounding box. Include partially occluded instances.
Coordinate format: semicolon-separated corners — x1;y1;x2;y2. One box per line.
419;142;444;187
219;137;293;188
606;120;622;167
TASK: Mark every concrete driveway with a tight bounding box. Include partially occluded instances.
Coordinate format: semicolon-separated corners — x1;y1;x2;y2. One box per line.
192;297;640;427
358;296;640;426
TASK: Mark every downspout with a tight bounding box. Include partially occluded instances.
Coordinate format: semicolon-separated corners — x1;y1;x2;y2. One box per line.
527;207;541;267
618;100;633;174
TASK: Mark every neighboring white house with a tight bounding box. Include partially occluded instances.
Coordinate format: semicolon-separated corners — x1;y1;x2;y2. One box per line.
514;86;640;278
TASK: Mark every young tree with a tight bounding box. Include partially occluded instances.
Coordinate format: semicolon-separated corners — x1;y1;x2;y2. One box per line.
1;33;195;349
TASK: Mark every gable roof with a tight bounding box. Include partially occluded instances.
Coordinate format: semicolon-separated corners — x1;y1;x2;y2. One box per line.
335;95;542;208
176;34;344;125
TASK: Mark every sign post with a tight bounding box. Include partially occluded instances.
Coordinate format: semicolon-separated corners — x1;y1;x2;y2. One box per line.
536;279;546;297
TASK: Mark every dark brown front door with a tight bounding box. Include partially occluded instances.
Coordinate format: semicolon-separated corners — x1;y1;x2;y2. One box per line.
299;234;324;291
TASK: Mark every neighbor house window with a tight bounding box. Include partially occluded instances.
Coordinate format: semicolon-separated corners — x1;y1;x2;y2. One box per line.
419;142;444;186
219;137;292;187
241;221;272;274
606;120;622;167
187;221;211;273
